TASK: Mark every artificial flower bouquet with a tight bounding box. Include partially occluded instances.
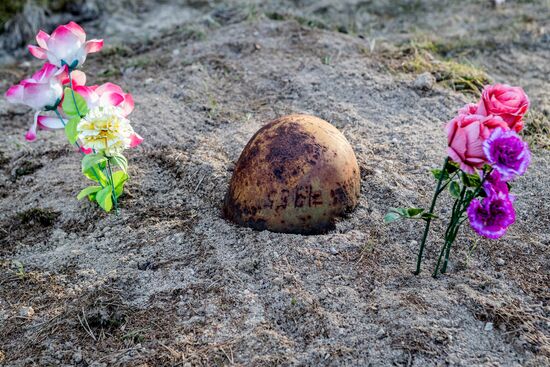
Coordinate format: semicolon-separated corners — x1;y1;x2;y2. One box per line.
5;22;143;213
386;84;531;277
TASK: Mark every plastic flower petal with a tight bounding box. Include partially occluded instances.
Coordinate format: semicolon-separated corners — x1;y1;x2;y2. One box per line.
62;70;87;86
483;128;531;181
75;82;134;116
28;21;103;68
467;192;515;239
37;114;66;130
129;132;144;148
77;105;138;154
5;63;66;110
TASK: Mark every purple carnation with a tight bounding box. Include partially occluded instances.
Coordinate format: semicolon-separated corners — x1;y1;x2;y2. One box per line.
467;192;516;239
483;170;514;202
483;128;531;181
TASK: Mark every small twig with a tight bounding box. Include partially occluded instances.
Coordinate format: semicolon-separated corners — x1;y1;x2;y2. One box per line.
193;174;207;193
78;308;97;341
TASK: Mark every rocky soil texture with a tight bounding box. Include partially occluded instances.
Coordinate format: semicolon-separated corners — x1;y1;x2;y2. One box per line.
0;1;549;366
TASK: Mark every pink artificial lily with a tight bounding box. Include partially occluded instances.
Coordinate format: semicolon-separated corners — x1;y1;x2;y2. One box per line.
5;63;68;141
75;82;143;148
28;21;103;69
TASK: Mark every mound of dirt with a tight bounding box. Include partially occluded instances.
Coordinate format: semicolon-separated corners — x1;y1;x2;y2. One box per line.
0;1;548;366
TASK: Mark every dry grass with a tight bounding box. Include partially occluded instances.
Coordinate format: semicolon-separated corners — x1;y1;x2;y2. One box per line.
524;110;550;149
384;40;492;95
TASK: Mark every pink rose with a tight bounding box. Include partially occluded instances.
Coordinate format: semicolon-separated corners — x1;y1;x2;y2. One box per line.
477;84;529;132
458;103;479;115
446;111;509;173
28;21;103;68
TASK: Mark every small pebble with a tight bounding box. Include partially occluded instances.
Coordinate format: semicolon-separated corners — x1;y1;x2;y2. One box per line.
484;322;494;331
329;247;339;255
496;258;506;266
72;352;83;363
413;72;436;90
19;306;34;318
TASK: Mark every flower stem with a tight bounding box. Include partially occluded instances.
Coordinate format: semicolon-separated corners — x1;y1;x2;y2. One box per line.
68;71;82;118
54;109;104;188
107;160;119;215
435;181;467;276
414;156;449;275
439;169;493;274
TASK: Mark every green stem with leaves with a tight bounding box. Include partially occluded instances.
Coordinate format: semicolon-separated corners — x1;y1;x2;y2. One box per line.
434;181;467;277
66;69;120;213
54;109;104;189
415;157;449;275
106;159;119;215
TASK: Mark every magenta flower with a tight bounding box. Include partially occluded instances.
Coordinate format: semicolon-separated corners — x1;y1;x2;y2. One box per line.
467;193;516;239
483;128;531;181
28;22;103;68
483;170;510;196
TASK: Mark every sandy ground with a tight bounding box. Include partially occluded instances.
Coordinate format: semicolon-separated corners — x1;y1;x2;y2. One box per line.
0;1;549;366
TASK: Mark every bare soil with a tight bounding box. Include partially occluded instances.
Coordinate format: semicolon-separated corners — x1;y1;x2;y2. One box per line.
0;1;549;366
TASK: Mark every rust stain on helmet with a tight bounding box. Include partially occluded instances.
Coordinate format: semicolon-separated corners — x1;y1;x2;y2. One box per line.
224;114;361;234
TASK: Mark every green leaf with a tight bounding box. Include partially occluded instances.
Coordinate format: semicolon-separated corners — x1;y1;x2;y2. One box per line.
449;181;461;198
462;173;481;188
406;208;425;217
445;160;460;173
96;185;113;212
384;207;425;223
421;212;439;220
112;171;128;198
431;169;449;181
109;154;128;173
64;117;80;144
384;212;402;223
84;169;108;185
82;153;108;185
77;185;102;200
82;153;107;173
62;88;88;117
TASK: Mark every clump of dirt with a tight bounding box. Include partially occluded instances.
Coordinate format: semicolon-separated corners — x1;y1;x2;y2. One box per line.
0;208;60;256
17;207;60;226
12;160;43;180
